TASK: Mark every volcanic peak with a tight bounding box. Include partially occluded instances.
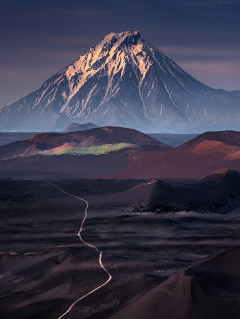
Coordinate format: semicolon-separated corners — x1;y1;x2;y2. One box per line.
2;31;240;132
101;31;141;46
74;30;143;73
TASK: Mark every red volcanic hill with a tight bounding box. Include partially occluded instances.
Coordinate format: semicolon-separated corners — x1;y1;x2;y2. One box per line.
110;245;240;319
104;131;240;180
0;126;171;159
173;130;240;156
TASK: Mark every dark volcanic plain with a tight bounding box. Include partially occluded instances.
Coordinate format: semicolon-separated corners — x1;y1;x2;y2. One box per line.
1;178;240;319
2;129;240;318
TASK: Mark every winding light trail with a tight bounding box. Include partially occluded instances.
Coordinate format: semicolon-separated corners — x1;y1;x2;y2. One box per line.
46;182;112;319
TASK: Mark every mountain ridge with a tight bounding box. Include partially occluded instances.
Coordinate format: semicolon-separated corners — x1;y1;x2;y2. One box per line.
0;31;239;132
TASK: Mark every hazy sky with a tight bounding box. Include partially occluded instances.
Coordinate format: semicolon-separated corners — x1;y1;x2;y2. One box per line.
0;0;239;107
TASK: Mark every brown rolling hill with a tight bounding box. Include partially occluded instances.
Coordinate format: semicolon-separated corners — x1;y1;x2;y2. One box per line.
104;131;240;180
173;130;240;157
0;126;171;160
0;127;171;180
2;129;240;181
109;245;240;319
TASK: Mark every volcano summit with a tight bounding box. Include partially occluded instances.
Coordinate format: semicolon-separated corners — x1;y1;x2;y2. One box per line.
1;31;239;132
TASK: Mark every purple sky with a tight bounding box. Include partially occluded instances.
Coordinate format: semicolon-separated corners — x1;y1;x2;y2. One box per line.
0;0;240;107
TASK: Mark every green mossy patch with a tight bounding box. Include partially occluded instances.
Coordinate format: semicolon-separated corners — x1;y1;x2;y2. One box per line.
55;143;139;155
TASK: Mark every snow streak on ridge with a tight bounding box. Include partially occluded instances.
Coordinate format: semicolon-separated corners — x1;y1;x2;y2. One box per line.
1;30;239;132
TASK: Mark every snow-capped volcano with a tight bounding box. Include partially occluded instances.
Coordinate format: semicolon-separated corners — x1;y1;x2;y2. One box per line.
1;31;240;132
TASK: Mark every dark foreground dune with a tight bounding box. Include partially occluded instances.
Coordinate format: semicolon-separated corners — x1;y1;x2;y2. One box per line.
110;245;240;319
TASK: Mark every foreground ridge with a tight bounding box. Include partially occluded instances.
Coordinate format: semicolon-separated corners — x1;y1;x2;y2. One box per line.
46;182;112;319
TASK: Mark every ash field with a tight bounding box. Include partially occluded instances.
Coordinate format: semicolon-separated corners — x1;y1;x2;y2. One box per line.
1;128;240;318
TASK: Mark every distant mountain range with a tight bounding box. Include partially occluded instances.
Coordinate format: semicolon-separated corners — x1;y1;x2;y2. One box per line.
63;122;99;132
0;31;240;132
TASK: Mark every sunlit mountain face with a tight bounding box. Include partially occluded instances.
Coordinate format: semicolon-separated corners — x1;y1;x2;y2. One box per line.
1;31;240;133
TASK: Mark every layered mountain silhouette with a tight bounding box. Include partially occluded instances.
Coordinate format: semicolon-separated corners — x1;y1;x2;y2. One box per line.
0;31;239;132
